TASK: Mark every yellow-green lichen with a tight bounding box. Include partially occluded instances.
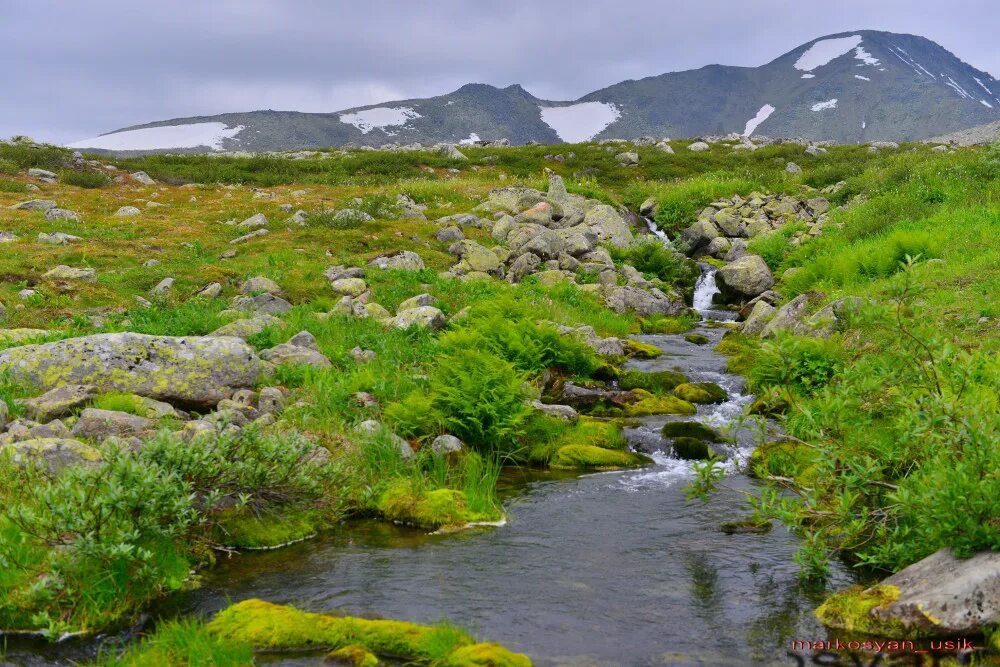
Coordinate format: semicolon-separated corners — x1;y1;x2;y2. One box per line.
206;599;532;665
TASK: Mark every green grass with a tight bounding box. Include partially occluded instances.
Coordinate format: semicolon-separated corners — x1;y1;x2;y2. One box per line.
91;618;254;666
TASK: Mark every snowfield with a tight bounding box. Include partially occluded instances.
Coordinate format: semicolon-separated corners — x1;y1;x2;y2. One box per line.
458;132;481;145
794;35;862;71
539;102;621;142
339;106;421;134
811;99;838;111
67;122;244;151
742;104;775;136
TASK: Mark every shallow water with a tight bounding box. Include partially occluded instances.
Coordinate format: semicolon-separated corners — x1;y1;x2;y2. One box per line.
2;271;856;667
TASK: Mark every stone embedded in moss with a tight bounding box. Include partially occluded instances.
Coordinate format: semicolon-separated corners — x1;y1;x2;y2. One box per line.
673;382;727;404
815;585;908;636
327;645;380;666
683;333;711;345
617;369;686;393
623;339;662;359
206;599;532;666
661;421;721;441
549;444;651;470
672;437;712;460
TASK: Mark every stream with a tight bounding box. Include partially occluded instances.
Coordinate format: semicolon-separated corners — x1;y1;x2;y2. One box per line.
4;267;855;667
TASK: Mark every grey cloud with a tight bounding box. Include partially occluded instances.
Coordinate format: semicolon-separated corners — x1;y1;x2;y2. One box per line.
3;0;998;143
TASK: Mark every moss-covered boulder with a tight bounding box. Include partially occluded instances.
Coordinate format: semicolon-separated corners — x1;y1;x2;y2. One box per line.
683;333;710;345
617;369;686;393
624;389;697;416
0;333;262;407
673;382;727;404
1;437;101;474
549;444;651;470
661;421;721;441
623;339;662;359
206;599;532;666
815;585;906;636
327;645;380;666
672;437;711;460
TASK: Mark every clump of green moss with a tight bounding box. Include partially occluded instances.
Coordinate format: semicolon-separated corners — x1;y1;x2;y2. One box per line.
549;444;651;470
375;480;498;530
673;382;727;404
672;437;711;460
622;390;696;416
684;334;711;345
213;507;318;549
623;340;662;359
815;585;908;636
617;369;686;393
661;421;721;441
206;599;533;665
326;645;380;666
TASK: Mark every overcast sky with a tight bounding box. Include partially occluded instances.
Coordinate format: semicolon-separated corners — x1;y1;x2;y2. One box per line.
4;0;998;144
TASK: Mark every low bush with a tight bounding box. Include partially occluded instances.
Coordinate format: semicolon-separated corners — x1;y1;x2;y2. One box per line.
61;169;111;189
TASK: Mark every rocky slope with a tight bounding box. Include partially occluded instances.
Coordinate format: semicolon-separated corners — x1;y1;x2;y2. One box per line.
68;30;998;153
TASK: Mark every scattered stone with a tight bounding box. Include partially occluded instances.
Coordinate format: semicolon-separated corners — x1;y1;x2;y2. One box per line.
27;168;57;181
435;225;464;242
230;292;292;315
11;199;57;211
1;437;101;473
687;141;710;152
349;347;375;363
240;276;282;295
44;208;80;221
238;213;268;230
231;229;269;244
21;384;99;422
150;277;174;296
528;400;579;422
398;293;436;311
196;282;223;298
43;265;96;284
38;232;80;245
615;151;640;166
114;205;141;217
131;171;156;185
716;255;774;301
430;434;464;456
390;306;446;331
367;250;425;271
330;277;368;297
71;408;155;441
260;331;331;368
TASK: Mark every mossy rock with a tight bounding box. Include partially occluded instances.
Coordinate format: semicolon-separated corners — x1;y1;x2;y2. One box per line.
549;444;651;470
673;382;727;404
590;363;618;382
376;481;498;530
624;390;697;416
207;599;532;665
618;369;686;393
527;419;624;465
327;645;380;666
720;518;772;534
748;387;790;416
661;421;721;441
748;437;815;481
815;585;910;636
624;339;662;359
672;437;712;460
683;333;711;345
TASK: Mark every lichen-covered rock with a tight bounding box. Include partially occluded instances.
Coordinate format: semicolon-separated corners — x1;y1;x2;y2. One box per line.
260;332;331;368
71;408;155;441
761;293;812;338
367;250;425;271
240;276;281;295
741;300;777;336
604;286;687;316
211;314;283;339
43;265;96;283
716;254;774;301
430;434;464;456
20;384;98;422
583;204;633;247
329;277;368;297
450;240;502;273
528;400;579;422
230;292;292;315
398;293;437;311
390;306;446;331
0;333;262;407
1;437;101;473
114;205;141;217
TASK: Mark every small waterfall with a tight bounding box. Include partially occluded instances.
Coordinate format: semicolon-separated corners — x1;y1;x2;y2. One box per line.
643;216;672;246
692;266;720;312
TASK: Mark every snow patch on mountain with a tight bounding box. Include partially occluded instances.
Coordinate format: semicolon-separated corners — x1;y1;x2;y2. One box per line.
801;73;816;79
853;45;880;67
794;35;862;71
982;100;994;109
811;99;838;111
945;77;973;100
67;122;244;151
855;75;871;81
974;77;993;95
339;107;421;134
539;102;621;142
743;104;775;136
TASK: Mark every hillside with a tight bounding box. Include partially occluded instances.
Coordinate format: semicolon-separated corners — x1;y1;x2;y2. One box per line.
66;30;999;153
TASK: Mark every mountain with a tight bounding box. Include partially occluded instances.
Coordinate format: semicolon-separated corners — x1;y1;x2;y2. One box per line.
67;30;999;153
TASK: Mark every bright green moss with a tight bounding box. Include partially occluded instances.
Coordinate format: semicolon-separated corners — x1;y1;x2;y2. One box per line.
206;599;532;665
213;508;318;549
326;645;380;666
91;392;151;417
672;382;727;404
623;389;696;416
683;334;710;345
623;339;662;359
617;369;686;393
90;618;254;666
375;480;498;530
549;444;651;470
815;585;908;636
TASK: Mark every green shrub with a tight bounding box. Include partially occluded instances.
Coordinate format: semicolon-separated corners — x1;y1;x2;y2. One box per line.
609;238;699;285
749;334;844;395
61;169;111;189
0;179;27;193
0;158;17;174
0;141;67;170
92;617;254;667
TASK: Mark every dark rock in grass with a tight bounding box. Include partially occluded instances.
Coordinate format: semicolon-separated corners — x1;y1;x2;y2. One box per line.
661;420;722;441
672;437;712;460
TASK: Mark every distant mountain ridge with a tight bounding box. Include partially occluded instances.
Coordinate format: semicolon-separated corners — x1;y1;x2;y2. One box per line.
68;30;999;153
